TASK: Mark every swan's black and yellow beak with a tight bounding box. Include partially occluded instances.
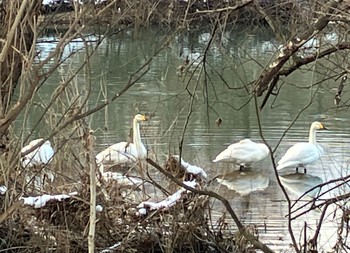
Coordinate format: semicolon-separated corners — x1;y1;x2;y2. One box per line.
140;114;150;121
134;113;150;121
320;123;328;130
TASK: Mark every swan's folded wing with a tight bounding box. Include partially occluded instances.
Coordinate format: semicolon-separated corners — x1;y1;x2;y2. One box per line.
213;140;262;163
96;142;137;165
277;143;321;169
213;147;234;162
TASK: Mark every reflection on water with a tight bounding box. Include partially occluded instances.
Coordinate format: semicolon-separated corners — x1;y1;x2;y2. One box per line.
279;172;323;198
216;169;269;196
18;26;350;251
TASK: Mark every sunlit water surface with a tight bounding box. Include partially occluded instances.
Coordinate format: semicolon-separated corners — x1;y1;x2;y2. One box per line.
18;26;350;251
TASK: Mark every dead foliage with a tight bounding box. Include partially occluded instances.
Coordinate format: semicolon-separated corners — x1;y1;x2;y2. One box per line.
0;154;252;253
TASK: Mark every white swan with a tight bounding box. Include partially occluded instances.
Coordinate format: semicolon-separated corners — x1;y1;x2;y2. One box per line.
213;139;269;170
277;121;327;173
95;114;148;171
21;138;54;167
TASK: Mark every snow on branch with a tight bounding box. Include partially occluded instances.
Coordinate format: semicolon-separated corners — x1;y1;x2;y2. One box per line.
100;242;121;253
0;185;7;195
20;192;78;208
137;181;197;215
20;192;105;212
173;155;208;180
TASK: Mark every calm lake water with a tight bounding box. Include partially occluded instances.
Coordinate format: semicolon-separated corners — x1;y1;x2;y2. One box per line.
20;26;350;251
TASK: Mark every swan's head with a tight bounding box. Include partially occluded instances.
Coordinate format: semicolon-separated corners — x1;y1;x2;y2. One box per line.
134;114;149;122
311;121;327;131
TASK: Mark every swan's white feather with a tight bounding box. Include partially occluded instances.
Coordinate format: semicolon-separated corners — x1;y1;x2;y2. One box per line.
96;142;145;165
277;143;323;170
96;114;148;168
277;121;326;171
213;139;269;166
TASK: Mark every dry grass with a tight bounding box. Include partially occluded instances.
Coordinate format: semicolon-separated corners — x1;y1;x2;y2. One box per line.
1;1;350;252
0;152;249;252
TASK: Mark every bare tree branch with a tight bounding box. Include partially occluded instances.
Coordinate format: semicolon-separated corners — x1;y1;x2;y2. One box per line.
194;0;253;14
253;0;343;110
146;158;275;253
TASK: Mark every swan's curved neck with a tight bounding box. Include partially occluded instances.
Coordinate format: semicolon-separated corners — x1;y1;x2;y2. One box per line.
133;118;142;148
308;126;317;144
